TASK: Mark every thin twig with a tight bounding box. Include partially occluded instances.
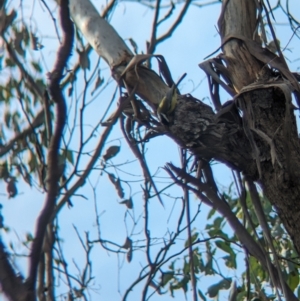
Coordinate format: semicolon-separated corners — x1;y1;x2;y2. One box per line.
181;150;197;301
165;163;298;301
53;105;122;219
147;0;161;55
156;0;192;45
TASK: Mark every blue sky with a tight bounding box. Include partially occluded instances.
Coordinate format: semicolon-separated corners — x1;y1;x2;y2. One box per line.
1;0;300;300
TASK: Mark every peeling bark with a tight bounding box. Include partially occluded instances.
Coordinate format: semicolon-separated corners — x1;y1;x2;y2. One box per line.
218;0;263;90
2;0;300;299
216;0;300;255
168;85;300;257
68;0;300;257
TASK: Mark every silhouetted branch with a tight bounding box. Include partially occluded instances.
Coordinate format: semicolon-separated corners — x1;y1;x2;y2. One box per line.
27;0;74;293
156;0;192;45
181;150;198;301
165;163;298;301
0;240;28;301
53;103;122;219
147;0;161;55
120;113;164;207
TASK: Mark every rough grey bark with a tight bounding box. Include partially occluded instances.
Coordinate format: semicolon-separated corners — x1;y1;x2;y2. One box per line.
201;0;300;255
70;0;300;257
2;0;300;300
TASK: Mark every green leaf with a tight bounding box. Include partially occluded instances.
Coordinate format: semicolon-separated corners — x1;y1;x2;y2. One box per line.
160;272;174;287
120;198;133;209
184;232;198;247
215;240;232;255
21;26;30;46
0;214;4;228
103;145;120;161
123;237;133;263
196;252;205;272
223;254;237;269
183;259;190;275
287;270;299;292
207;228;221;237
108;173;116;183
57;155;66;178
29;31;41;50
91;73;104;96
9;242;14;250
31;61;42;73
207;278;232;298
14;31;25;56
35;79;46;96
213;217;224;228
249;257;267;281
127;249;132;262
6;177;18;198
123;237;132;250
204;241;215;275
63;149;74;165
26;232;33;242
206;283;219;298
5;58;15;68
272;222;284;238
192;252;200;273
204;256;214;275
168;261;175;271
28;151;38;172
207;207;216;219
0;161;9;179
236;290;248;301
1;10;16;34
180;275;190;293
198;289;207;301
4;111;11;127
78;49;90;70
107;173;124;198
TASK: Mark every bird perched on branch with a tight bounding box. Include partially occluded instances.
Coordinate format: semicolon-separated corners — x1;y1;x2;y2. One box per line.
157;73;186;124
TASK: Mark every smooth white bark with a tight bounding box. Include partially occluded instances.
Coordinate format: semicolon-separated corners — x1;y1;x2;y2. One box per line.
69;0;133;68
69;0;167;106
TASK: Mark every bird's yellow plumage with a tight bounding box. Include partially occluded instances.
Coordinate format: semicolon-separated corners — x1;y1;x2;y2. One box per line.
157;84;177;123
156;73;186;123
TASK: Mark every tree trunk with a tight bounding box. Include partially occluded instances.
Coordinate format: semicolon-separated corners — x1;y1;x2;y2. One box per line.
69;0;300;255
3;1;300;300
172;0;300;255
210;0;300;255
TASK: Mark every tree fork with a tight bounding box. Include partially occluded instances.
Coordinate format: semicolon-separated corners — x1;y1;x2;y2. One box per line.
69;0;300;255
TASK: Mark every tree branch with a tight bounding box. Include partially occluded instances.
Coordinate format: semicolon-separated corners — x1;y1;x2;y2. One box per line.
156;0;192;45
27;0;74;293
0;110;44;158
0;240;28;301
147;0;161;55
165;163;298;301
69;0;133;68
53;103;122;219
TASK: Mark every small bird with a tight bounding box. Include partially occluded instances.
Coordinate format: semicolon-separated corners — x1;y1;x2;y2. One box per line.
157;84;177;123
157;73;186;124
